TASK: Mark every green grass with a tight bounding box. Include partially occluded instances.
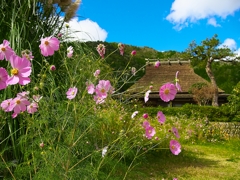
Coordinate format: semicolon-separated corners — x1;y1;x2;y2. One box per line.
127;140;240;180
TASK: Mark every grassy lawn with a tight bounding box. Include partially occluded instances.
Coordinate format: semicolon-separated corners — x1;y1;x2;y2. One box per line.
127;140;240;180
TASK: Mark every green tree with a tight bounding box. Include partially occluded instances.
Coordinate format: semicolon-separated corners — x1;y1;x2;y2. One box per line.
227;82;240;120
186;34;239;106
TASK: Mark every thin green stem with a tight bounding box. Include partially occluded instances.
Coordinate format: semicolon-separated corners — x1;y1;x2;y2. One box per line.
114;63;148;93
123;147;140;180
0;154;16;180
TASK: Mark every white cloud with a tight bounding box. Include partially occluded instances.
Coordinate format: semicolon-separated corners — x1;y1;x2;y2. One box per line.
219;38;237;50
62;18;108;41
219;38;240;58
166;0;240;30
207;17;221;27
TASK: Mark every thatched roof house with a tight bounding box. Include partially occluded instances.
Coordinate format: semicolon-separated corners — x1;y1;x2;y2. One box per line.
127;60;228;106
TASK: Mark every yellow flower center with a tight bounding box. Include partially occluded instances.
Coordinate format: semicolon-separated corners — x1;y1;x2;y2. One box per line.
1;47;6;52
164;89;170;95
44;41;49;46
11;68;19;75
71;91;75;95
101;89;106;93
16;100;21;104
171;145;176;150
148;129;152;134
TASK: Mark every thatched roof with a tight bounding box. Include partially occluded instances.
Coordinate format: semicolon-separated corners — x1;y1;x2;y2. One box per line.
128;60;224;94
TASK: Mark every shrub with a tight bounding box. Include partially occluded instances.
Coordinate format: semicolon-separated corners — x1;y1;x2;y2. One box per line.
139;104;236;122
189;83;214;105
227;82;240;121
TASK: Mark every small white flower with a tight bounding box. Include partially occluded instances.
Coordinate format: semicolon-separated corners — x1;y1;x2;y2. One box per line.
131;111;139;119
102;146;108;157
144;90;151;103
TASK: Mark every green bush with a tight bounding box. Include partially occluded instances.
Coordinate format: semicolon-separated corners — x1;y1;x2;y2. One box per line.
227;82;240;121
138;103;237;122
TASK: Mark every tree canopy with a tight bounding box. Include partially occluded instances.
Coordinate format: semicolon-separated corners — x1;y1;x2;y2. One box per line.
186;34;239;106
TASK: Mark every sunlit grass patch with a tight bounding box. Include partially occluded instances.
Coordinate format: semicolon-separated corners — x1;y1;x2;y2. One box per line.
127;140;240;180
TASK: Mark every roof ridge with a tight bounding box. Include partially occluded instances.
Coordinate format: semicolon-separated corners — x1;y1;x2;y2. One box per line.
145;59;191;65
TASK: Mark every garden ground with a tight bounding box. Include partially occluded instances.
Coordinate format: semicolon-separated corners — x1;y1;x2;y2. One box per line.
127;140;240;180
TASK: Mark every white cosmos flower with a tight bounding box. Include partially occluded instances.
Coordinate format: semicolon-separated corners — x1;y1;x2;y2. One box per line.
144;90;151;103
102;146;108;157
131;111;139;119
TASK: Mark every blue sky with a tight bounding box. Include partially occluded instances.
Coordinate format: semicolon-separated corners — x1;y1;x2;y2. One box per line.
66;0;240;54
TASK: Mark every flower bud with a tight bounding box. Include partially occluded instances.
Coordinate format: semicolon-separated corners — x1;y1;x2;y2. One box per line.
142;113;148;119
40;142;44;148
50;65;56;71
131;50;136;56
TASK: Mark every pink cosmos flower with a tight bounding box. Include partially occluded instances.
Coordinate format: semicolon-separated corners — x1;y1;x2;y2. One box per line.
39;36;60;56
131;50;136;56
0;67;9;90
159;83;177;102
157;111;166;124
94;69;100;77
1;98;12;112
169;139;181;155
67;46;73;58
0;40;15;61
142;120;150;128
95;80;112;98
7;55;32;85
145;125;156;139
27;102;38;114
175;71;182;91
96;44;105;58
94;95;105;104
118;43;125;56
142;113;148;119
131;111;139;119
17;91;30;99
86;82;95;94
154;61;160;68
66;87;78;100
12;112;18;118
9;96;30;114
50;65;56;71
172;127;180;138
144;90;151;103
21;49;34;61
